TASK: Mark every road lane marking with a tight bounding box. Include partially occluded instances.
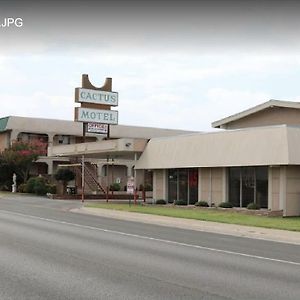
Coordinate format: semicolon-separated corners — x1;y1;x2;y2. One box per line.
1;209;300;267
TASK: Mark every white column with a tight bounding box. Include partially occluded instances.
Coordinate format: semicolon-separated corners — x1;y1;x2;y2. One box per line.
134;153;137;190
268;166;273;210
47;161;53;175
126;164;133;177
162;169;167;201
153;170;167;201
198;168;201;202
279;166;287;215
209;168;212;206
222;167;228;202
47;133;55;156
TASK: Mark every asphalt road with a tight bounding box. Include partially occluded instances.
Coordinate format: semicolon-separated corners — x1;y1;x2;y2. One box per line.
0;194;300;300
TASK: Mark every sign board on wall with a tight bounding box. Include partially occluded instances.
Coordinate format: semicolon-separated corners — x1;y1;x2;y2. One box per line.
75;88;118;106
86;123;108;134
75;107;118;125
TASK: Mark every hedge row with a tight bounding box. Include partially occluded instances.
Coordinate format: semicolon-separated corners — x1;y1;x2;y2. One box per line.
154;200;261;210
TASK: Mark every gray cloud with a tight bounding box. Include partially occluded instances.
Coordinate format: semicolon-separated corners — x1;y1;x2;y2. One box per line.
1;0;300;54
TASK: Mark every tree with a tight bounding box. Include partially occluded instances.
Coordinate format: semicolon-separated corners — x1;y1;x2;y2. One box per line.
54;168;75;194
0;140;47;188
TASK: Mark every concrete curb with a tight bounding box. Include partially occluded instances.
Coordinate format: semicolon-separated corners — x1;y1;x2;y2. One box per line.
72;207;300;245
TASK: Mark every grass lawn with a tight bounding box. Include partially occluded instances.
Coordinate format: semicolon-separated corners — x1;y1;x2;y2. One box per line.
86;203;300;232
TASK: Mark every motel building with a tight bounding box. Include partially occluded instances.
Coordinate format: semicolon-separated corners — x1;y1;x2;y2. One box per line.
53;99;300;216
0;115;192;194
2;99;300;216
134;99;300;217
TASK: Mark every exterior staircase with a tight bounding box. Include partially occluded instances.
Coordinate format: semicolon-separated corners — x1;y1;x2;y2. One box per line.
84;162;106;194
72;160;106;194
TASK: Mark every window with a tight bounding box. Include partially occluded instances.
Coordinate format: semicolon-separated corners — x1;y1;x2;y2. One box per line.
168;168;198;205
229;167;268;208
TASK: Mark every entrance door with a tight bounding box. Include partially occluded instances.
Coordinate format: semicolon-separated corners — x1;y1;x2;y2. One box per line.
178;169;188;203
168;169;178;203
241;167;255;207
188;169;198;204
168;168;198;204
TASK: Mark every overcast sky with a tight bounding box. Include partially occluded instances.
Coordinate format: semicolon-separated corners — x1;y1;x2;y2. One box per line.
1;0;300;131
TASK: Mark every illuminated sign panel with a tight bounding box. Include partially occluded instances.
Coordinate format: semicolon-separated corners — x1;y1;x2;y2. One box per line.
75;88;118;106
75;107;118;125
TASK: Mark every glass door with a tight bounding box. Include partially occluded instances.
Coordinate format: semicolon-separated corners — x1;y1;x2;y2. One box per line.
241;167;255;207
178;169;188;204
188;169;198;204
168;169;178;203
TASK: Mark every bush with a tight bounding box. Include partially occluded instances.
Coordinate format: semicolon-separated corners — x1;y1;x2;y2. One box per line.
34;178;48;195
22;176;55;196
247;202;260;210
25;177;37;193
46;184;57;194
18;183;27;193
155;199;166;205
189;199;198;205
110;183;121;191
195;201;209;207
219;202;233;208
174;199;187;206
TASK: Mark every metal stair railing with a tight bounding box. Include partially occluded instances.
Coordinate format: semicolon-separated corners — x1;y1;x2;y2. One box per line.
84;162;106;194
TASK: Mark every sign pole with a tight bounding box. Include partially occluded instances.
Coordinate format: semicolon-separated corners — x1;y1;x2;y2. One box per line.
74;75;119;202
81;123;86;203
107;125;110;139
106;156;109;202
81;154;85;203
106;126;110;201
134;153;138;205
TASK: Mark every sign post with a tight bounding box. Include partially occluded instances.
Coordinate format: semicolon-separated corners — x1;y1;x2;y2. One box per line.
74;75;119;202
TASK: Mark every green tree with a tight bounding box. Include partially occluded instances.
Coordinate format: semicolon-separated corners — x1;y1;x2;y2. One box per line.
54;168;75;194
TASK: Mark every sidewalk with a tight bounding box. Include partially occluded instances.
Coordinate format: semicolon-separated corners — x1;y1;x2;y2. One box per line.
73;207;300;245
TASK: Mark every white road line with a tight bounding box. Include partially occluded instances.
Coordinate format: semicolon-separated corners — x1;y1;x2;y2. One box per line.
1;209;300;267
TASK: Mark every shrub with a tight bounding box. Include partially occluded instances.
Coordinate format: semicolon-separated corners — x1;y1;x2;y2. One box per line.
18;183;27;193
195;201;209;207
175;199;187;206
21;176;47;195
219;202;233;208
155;199;166;205
33;178;48;195
25;177;37;193
46;184;57;194
247;202;260;210
110;183;121;191
22;176;54;196
189;199;198;205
